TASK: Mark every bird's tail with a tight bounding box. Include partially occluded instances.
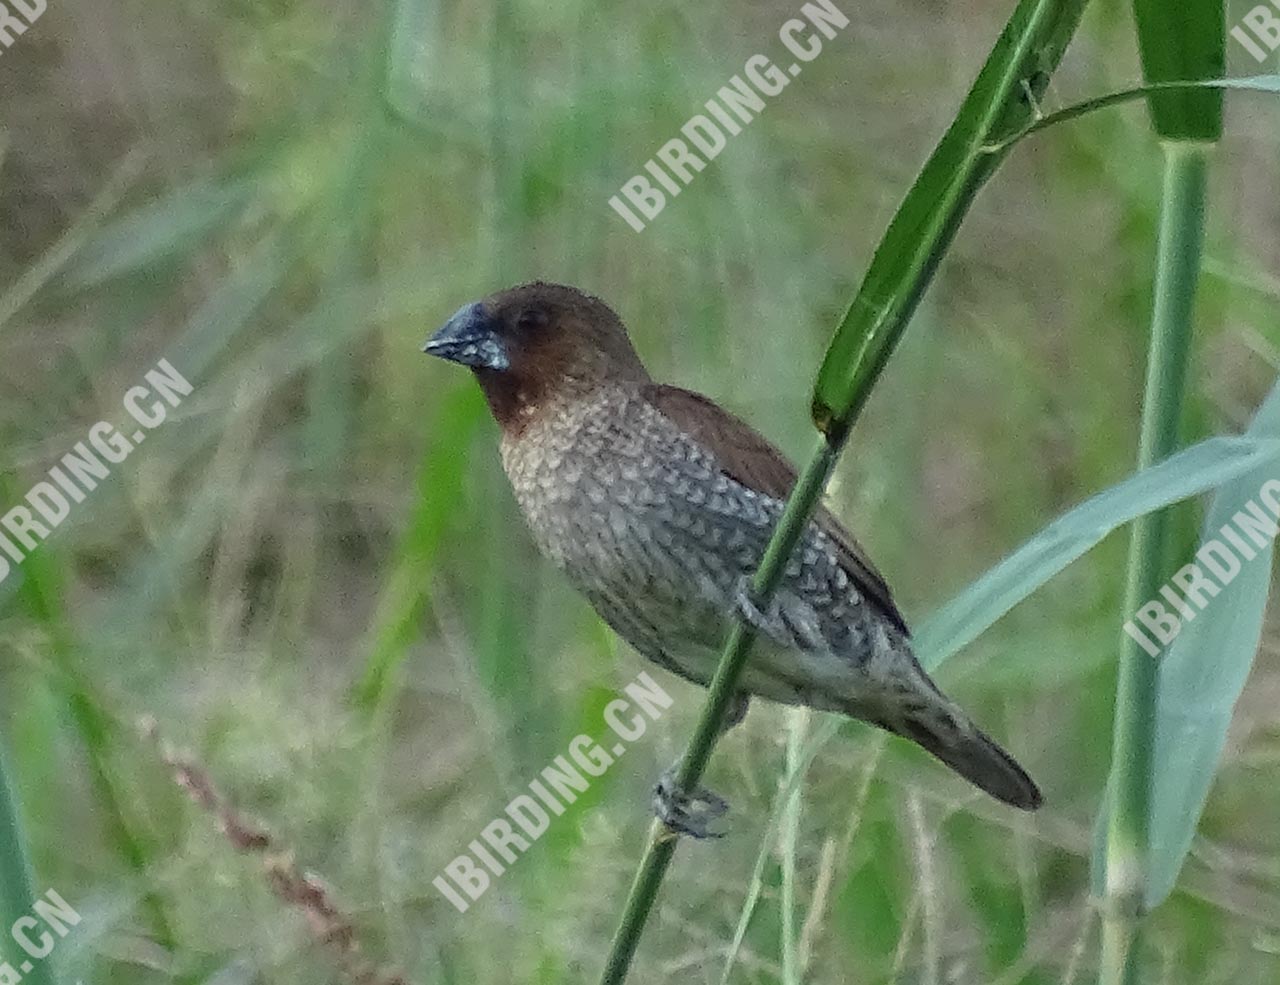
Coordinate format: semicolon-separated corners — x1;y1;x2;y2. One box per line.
858;693;1043;811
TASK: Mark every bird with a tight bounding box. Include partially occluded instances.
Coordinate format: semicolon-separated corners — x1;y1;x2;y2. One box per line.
423;282;1041;835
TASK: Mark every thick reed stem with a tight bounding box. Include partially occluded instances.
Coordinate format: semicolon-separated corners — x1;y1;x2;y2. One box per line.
1100;141;1209;985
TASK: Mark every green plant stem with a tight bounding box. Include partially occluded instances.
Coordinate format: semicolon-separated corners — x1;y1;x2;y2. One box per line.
598;436;840;985
0;742;58;985
1100;141;1209;985
986;76;1276;155
598;4;1092;979
780;709;806;985
813;0;1089;430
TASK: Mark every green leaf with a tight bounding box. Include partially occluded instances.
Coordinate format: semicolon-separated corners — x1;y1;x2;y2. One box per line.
1218;74;1280;92
987;75;1280;152
1145;378;1280;907
916;433;1280;669
812;0;1088;437
1131;0;1224;141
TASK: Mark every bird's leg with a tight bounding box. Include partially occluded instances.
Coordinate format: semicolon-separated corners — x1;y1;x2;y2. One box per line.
652;692;749;839
653;768;728;839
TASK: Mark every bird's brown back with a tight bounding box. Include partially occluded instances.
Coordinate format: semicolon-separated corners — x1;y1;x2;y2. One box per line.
642;384;909;635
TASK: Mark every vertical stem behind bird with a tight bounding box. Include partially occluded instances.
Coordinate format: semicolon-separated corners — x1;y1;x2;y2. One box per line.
1100;142;1210;985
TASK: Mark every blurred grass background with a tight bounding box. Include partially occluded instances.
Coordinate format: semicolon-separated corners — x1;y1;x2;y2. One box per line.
1;0;1279;982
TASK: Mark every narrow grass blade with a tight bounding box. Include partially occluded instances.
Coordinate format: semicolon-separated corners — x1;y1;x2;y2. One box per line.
0;743;58;985
915;434;1280;668
352;384;489;714
987;76;1280;152
60;176;257;288
169;228;296;383
779;708;808;985
718;718;842;985
1219;75;1280;92
0;148;148;331
812;0;1088;436
1145;379;1280;907
1131;0;1223;141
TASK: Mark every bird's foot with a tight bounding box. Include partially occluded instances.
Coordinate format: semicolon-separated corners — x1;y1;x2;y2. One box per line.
733;576;782;634
653;765;729;839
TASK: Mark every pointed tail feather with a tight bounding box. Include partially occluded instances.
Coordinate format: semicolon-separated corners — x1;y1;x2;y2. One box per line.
881;706;1043;811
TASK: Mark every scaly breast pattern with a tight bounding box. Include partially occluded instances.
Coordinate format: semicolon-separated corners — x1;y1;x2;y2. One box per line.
500;386;885;702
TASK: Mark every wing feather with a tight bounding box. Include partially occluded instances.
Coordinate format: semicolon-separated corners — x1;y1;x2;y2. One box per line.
643;384;909;635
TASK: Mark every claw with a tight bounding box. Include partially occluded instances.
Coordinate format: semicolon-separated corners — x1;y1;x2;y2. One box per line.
733;576;779;633
653;765;729;839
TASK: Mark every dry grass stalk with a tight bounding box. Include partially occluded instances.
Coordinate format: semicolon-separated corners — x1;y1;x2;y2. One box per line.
139;716;408;985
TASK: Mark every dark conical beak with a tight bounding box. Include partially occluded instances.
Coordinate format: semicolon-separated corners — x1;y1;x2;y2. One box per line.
422;302;509;371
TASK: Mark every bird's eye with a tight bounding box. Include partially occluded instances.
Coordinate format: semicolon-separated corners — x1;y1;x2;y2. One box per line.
516;308;548;332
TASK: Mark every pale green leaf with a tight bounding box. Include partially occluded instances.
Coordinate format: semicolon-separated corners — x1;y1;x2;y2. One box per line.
917;434;1280;669
1145;379;1280;906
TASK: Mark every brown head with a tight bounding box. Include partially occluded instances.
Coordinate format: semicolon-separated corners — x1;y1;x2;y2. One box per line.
422;282;650;433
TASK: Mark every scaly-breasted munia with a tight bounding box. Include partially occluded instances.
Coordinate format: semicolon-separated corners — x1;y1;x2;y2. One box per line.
424;282;1041;834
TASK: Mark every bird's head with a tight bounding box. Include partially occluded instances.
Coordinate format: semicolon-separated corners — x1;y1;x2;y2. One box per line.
423;282;649;431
